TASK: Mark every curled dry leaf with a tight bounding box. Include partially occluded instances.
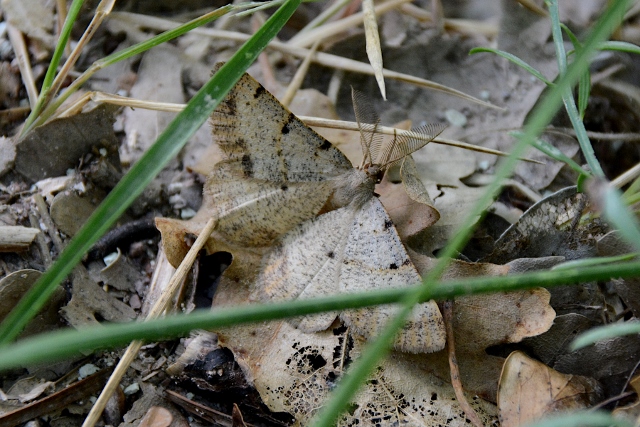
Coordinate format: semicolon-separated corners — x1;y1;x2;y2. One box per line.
498;351;602;427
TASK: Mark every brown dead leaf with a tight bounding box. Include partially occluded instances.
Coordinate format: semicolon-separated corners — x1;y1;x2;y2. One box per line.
0;269;65;338
1;0;55;46
138;406;173;427
612;373;640;422
214;253;497;426
498;351;602;427
408;250;555;401
60;267;136;327
12;104;120;183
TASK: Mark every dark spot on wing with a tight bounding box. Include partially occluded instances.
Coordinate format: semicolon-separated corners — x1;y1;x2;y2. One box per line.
281;113;294;134
319;140;332;150
281;184;288;191
241;154;253;177
384;219;393;229
236;137;247;150
327;251;334;259
402;259;411;266
254;86;266;98
389;263;398;270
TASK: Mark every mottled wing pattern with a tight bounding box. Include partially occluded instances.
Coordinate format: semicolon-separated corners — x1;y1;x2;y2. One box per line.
204;173;336;246
339;198;446;353
207;72;354;245
211;73;353;182
254;207;357;332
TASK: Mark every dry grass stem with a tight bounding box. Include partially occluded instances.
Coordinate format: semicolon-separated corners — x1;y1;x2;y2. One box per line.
289;0;412;48
281;40;320;107
399;3;498;37
291;0;354;40
46;0;116;106
83;218;218;427
109;11;499;109
6;25;38;109
443;301;485;427
612;162;640;189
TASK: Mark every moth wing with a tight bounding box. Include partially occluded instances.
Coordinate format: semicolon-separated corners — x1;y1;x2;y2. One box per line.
204;165;335;246
339;197;446;353
254;207;356;332
211;72;353;183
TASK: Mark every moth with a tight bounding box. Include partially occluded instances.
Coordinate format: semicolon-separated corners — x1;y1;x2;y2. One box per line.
208;71;446;353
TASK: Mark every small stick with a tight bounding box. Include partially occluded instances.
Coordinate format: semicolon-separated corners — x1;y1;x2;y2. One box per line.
6;25;39;108
82;218;218;427
281;40;320;108
68;91;532;163
443;300;484;427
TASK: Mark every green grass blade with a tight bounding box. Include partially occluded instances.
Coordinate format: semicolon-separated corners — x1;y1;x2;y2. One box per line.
510;131;590;176
560;23;582;50
469;47;553;86
590;179;640;252
22;0;85;132
548;0;605;177
562;21;591;119
572;322;640;350
1;260;640;370
0;0;301;345
577;68;591;119
551;253;638;270
598;40;640;54
311;1;631;424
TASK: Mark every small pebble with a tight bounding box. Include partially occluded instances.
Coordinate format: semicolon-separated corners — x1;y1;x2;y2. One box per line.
444;109;467;127
123;383;140;395
78;364;99;379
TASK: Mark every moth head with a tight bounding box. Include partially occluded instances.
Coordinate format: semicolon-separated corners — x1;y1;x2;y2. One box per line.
363;163;385;184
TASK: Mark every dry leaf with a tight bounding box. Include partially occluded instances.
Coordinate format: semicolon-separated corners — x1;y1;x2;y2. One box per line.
255;196;445;353
1;0;55;46
214;253;496;425
0;269;65;338
498;351;602;427
138;406;173;427
60;267;136;327
612;373;640;422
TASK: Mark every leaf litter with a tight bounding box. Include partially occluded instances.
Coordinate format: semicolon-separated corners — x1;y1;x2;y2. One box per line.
3;0;640;425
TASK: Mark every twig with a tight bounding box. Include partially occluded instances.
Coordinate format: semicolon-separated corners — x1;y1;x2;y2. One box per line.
442;300;484;427
82;218;217;427
281;40;320;107
6;25;38;109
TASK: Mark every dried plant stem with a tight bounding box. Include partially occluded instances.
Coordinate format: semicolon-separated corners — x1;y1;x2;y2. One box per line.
612;162;640;189
109;11;499;109
6;25;38;109
443;301;484;427
46;0;116;107
55;0;72;57
281;40;320;107
289;0;412;48
67;91;527;162
399;3;498;37
292;0;353;39
82;218;217;427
